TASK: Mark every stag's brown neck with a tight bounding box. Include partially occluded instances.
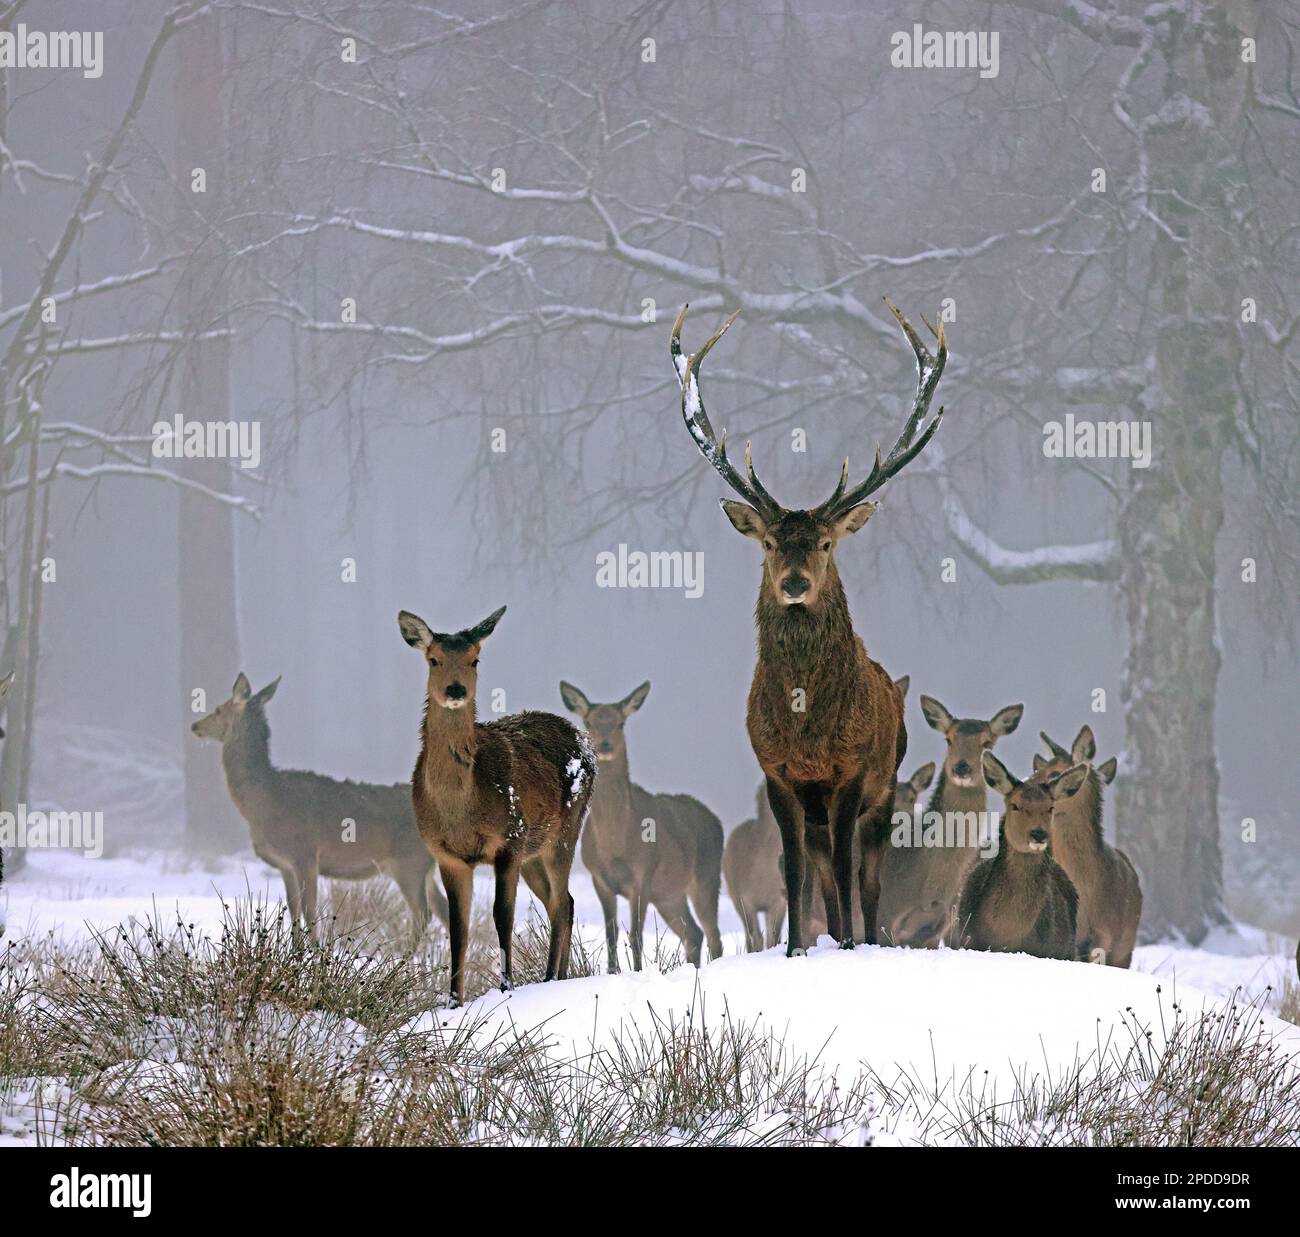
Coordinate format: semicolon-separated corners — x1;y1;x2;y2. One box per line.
755;562;858;689
419;698;479;803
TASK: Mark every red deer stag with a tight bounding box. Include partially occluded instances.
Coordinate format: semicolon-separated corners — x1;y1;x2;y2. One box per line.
1034;726;1141;966
559;680;723;970
191;673;448;938
672;299;947;954
877;694;1023;947
958;752;1083;961
400;606;595;1006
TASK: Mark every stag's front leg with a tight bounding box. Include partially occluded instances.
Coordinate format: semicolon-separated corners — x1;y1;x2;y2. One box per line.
830;777;865;949
766;777;808;957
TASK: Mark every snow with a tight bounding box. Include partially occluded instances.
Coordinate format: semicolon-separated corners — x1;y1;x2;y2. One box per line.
3;846;1297;1128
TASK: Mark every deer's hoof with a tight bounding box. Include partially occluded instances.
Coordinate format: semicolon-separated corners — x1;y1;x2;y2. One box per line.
500;978;515;992
787;946;807;958
839;938;856;951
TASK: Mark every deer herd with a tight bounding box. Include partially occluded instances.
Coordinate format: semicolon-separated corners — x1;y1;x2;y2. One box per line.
184;301;1149;1007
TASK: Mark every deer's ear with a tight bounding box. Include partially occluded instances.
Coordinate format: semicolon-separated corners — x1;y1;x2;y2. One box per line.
1050;763;1089;801
1032;753;1048;772
991;703;1024;737
981;750;1017;797
559;681;591;717
232;672;252;701
398;610;435;651
1096;756;1118;785
894;674;910;700
911;761;936;793
721;500;767;540
252;676;281;707
834;502;876;537
919;694;953;733
1072;725;1096;764
467;605;507;644
619;680;651;717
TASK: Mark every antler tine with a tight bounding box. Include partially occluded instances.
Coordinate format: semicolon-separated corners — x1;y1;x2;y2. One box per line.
814;298;949;518
671;305;779;519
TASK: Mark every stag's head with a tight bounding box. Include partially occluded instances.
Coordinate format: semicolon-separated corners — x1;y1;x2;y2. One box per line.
559;680;650;763
398;605;506;711
920;695;1023;789
191;672;281;743
1032;725;1118;786
982;752;1088;854
670;299;947;611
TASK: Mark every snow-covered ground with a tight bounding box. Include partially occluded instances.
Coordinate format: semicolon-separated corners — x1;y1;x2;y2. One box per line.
3;846;1297;1099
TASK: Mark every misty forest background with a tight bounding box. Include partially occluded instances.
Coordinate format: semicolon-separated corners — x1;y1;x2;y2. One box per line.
1;0;1297;945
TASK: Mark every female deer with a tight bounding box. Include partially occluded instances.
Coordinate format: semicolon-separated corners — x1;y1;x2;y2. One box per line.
399;605;595;1006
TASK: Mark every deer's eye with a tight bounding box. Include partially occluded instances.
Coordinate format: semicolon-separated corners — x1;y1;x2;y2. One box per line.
471;659;479;668
763;539;775;552
428;657;439;668
820;540;831;552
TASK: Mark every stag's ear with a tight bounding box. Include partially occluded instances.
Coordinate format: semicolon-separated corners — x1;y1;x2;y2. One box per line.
834;502;876;538
398;610;435;651
1049;763;1089;801
981;750;1017;797
252;676;281;707
910;761;936;793
466;605;507;644
619;680;651;717
990;703;1024;737
894;674;910;700
1040;730;1069;760
1096;756;1118;785
1072;725;1096;764
919;694;953;733
721;500;767;540
559;681;591;718
232;672;252;701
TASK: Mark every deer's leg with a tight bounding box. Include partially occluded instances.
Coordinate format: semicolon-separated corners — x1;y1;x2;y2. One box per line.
689;861;724;963
439;858;474;1008
628;873;652;972
538;851;577;981
279;866;304;936
299;856;321;942
739;899;761;953
829;779;866;949
855;817;886;946
658;896;704;967
765;899;786;950
766;777;807;957
425;866;450;929
492;852;524;991
591;869;622;973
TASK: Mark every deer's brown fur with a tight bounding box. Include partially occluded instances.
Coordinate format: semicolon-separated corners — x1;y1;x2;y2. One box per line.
671;300;947;954
191;673;447;937
723;785;786;952
957;753;1082;961
877;695;1022;947
401;607;595;1006
1033;726;1141;967
560;680;723;970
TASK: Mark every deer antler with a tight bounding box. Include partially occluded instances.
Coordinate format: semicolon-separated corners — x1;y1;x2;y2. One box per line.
814;298;948;520
671;305;780;522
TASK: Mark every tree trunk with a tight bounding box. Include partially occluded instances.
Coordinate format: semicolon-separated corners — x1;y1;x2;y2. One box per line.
175;12;244;852
1115;4;1249;942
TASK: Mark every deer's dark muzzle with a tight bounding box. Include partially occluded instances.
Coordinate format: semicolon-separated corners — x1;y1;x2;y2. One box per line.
953;760;972;779
1029;828;1049;845
445;682;467;701
780;573;810;601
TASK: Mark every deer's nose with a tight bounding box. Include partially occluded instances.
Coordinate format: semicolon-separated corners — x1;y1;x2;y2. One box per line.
1029;828;1049;845
598;741;613;753
781;573;810;599
445;682;467;701
953;760;972;779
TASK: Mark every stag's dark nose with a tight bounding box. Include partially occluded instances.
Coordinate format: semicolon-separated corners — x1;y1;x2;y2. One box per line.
445;682;467;701
1029;828;1049;845
953;760;972;779
781;573;810;600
